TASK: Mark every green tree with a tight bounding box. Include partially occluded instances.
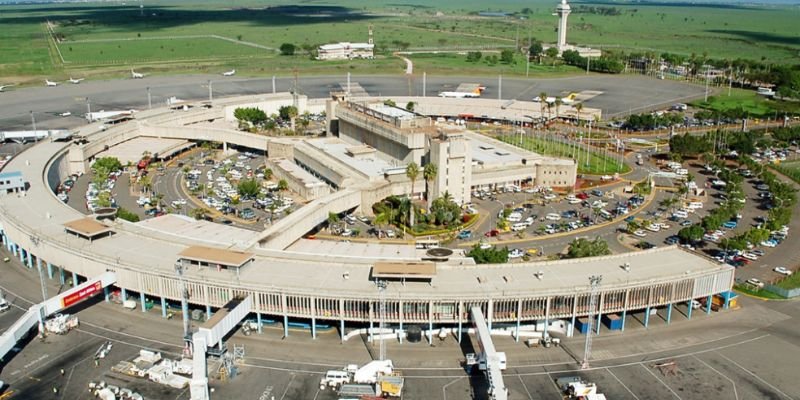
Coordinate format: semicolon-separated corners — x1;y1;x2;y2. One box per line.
279;43;296;56
564;237;611;259
529;40;543;61
678;224;705;243
237;179;260;198
466;51;483;62
327;212;340;232
468;245;509;264
94;157;122;172
500;49;515;64
233;107;267;126
544;46;558;59
277;179;289;192
191;207;208;220
405;101;416;112
278;105;299;130
423;163;437;200
116;207;140;222
383;99;397;107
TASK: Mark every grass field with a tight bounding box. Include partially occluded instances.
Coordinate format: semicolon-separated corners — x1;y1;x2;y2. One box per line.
733;284;786;300
0;0;798;81
774;271;800;290
498;134;630;175
774;160;800;185
689;88;800;118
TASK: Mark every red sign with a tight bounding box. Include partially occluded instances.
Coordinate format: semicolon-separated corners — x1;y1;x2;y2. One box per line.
61;281;102;308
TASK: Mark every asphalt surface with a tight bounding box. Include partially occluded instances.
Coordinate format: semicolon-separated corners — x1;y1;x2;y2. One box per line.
0;74;705;131
1;245;800;400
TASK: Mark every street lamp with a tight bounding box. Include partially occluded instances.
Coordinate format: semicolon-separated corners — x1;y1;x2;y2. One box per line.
581;274;602;369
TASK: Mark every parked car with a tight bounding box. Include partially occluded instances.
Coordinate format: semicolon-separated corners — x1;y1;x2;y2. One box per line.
485;229;500;237
774;267;793;276
745;278;764;288
508;248;524;258
458;230;472;240
633;230;647;238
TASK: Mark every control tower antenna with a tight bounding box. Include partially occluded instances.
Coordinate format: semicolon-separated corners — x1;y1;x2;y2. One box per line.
581;275;602;369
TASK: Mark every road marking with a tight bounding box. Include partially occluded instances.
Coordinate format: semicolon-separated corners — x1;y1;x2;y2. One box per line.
442;376;464;400
715;352;795;400
279;374;296;400
692;355;738;400
605;367;641;400
640;363;682;400
517;375;533;399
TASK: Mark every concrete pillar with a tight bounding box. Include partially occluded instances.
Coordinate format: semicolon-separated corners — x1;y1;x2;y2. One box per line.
121;288;127;302
457;301;463;344
104;287;110;302
206;305;212;321
515;299;522;343
666;303;673;324
161;297;167;318
223;142;228;153
644;307;650;328
72;272;78;287
398;300;404;344
36;256;41;274
283;314;289;338
723;295;730;310
687;301;693;320
570;314;576;337
59;268;65;285
544;297;551;340
621;310;627;332
312;317;317;339
340;319;345;343
487;300;493;331
140;292;146;312
256;313;263;334
369;319;374;343
706;295;712;315
47;262;53;279
26;250;33;268
595;313;601;335
17;246;24;262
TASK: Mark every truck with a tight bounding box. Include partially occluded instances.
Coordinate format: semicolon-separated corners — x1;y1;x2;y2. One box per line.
44;314;79;334
320;365;357;390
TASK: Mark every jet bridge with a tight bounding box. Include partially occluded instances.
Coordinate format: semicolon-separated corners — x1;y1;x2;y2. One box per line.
0;271;116;362
190;295;252;400
471;306;508;400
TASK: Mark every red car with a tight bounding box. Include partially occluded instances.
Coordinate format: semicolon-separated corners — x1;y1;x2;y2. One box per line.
733;256;751;265
485;229;500;237
576;192;589;200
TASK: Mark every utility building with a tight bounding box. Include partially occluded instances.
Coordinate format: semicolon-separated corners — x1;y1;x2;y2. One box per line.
429;131;471;206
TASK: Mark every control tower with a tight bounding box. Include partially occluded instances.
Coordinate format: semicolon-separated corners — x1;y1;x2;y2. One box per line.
555;0;571;54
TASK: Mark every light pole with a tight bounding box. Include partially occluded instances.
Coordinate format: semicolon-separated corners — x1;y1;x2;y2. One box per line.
147;87;152;109
581;274;602;369
175;261;192;356
376;280;388;361
30;111;37;141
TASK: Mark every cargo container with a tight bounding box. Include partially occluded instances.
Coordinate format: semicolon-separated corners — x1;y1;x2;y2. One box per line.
602;314;623;330
574;317;589;334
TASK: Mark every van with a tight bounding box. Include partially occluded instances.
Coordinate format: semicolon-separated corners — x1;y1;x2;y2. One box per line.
599;209;612;220
687;201;703;210
0;298;8;312
512;223;527;232
673;210;688;219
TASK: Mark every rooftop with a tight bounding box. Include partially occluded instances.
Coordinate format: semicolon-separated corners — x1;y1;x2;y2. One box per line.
368;103;416;121
179;245;254;268
271;157;327;188
63;217;113;238
307;138;398;178
372;262;437;280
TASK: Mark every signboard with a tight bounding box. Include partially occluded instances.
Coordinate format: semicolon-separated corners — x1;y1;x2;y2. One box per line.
61;281;102;308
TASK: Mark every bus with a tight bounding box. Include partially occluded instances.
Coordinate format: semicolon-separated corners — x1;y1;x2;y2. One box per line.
415;239;440;249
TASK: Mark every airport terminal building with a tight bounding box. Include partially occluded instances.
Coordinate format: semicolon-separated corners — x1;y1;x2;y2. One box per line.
0;93;734;343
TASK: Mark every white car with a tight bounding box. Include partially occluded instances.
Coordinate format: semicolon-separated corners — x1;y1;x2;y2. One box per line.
543;193;557;201
171;199;187;207
645;224;661;232
508;249;524;258
633;230;647;238
746;278;765;288
690;299;702;309
591;200;607;208
545;213;561;221
741;252;758;261
774;267;793;276
479;242;492;250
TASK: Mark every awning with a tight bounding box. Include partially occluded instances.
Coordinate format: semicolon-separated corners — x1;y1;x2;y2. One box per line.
63;218;113;239
178;245;253;269
372;262;436;280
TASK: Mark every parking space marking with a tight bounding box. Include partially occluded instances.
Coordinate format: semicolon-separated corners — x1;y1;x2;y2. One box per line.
517;375;533;399
715;352;795;400
279;373;296;400
442;376;465;400
692;355;738;400
545;372;566;397
640;363;682;399
605;367;641;400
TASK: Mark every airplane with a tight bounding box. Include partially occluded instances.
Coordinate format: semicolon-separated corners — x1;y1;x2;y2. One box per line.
438;87;482;98
533;92;578;105
69;77;85;84
131;69;145;79
222;69;236;77
45;79;58;87
0;84;14;92
57;111;72;117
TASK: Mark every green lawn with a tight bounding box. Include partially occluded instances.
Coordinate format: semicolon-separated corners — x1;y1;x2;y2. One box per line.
774;271;800;290
689;88;796;118
1;0;799;81
733;284;786;300
498;135;630;175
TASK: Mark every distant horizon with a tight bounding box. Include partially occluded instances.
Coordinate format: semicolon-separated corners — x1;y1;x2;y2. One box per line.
0;0;799;5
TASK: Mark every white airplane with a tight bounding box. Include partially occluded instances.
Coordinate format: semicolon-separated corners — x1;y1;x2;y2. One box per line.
58;111;72;117
131;69;144;79
85;109;136;122
533;93;578;105
438;90;480;98
222;69;236;77
45;79;58;87
69;77;85;84
0;84;14;92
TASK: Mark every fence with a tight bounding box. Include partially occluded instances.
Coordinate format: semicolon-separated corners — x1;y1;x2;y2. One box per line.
764;284;800;298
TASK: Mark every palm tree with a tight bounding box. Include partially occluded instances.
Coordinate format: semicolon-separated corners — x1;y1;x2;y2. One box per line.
406;162;420;227
267;202;278;224
327;212;340;232
374;208;395;238
139;175;152;195
277;179;288;192
423;163;437;201
554;97;563;120
575;102;584;126
538;92;548;121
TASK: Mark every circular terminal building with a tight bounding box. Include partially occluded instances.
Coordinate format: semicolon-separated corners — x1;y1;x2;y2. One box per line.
0;92;734;342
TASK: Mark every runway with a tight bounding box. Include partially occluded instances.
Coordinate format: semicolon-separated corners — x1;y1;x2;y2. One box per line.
0;73;705;131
